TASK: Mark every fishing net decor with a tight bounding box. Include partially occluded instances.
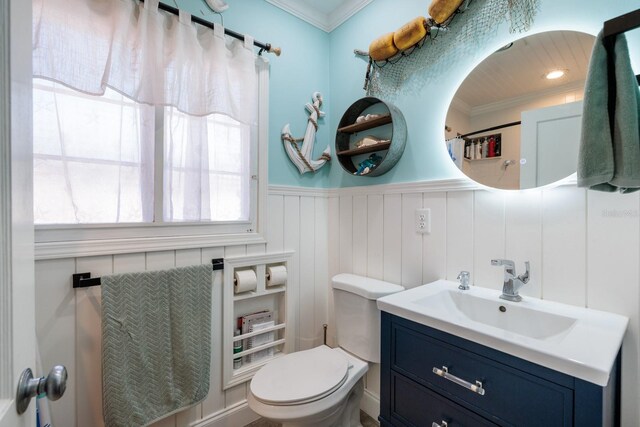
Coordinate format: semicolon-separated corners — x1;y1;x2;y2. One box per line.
365;0;541;100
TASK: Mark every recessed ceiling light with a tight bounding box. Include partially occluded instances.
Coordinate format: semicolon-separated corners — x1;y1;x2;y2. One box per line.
545;69;566;80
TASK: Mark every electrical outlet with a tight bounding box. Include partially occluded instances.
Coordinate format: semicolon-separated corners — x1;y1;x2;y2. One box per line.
415;208;431;234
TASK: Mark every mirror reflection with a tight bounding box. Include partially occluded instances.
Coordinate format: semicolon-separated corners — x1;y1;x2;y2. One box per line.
445;31;595;190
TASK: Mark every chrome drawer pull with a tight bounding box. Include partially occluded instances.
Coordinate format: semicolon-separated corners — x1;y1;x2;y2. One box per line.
432;366;485;396
432;421;448;427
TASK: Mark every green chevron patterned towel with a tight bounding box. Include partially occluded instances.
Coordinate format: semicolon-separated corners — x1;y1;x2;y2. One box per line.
102;265;212;427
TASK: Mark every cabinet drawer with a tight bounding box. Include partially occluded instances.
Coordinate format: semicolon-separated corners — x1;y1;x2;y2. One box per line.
392;323;573;426
389;372;496;427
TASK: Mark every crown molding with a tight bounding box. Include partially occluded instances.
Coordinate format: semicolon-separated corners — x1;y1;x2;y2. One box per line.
327;0;373;32
265;0;372;32
450;97;472;116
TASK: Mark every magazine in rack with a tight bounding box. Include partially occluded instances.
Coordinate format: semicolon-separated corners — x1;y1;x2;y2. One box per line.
239;310;275;365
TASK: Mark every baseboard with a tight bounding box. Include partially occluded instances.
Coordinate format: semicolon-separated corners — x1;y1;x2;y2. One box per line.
360;388;380;422
190;400;259;427
191;384;378;427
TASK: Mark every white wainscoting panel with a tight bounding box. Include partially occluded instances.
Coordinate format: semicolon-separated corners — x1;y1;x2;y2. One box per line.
339;196;354;274
35;184;640;426
327;196;340;347
382;194;402;285
352;195;368;277
331;183;640;426
541;186;586;306
586;190;640;424
314;197;329;346
422;192;447;285
200;246;226;417
504;191;542;299
473;190;505;291
299;196;316;350
266;194;284;253
367;195;384;281
401;193;423;289
75;255;111;427
35;258;76;427
283;196;301;351
35;191;329;427
446;191;474;282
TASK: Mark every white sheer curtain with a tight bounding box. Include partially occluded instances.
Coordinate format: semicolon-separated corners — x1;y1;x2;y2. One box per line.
164;109;251;222
33;0;257;122
32;0;258;224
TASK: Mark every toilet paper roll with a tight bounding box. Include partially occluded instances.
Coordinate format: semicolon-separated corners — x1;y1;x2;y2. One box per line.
267;265;287;287
234;269;257;294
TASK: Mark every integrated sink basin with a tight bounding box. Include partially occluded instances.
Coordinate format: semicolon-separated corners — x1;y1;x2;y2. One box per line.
377;280;628;386
413;290;577;340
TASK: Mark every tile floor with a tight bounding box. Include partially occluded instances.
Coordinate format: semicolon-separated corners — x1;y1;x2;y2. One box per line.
245;410;379;427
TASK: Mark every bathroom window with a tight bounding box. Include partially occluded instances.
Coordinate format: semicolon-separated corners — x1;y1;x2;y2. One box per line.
163;108;252;222
33;76;266;256
33;80;155;225
31;0;268;258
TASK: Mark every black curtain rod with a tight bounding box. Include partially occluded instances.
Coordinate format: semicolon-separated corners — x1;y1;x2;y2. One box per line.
72;258;225;288
140;0;281;56
458;121;521;139
603;8;640;85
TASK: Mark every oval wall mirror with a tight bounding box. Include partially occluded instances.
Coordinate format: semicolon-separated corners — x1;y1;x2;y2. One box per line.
444;30;595;190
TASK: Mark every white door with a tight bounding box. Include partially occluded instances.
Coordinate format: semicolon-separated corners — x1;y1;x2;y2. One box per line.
520;100;583;188
0;0;37;425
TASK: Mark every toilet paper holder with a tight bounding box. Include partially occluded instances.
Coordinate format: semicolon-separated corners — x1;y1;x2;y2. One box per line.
222;251;294;389
233;273;271;285
232;271;271;284
232;267;286;284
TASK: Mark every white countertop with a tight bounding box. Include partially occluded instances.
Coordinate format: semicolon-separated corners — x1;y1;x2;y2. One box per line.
377;280;628;386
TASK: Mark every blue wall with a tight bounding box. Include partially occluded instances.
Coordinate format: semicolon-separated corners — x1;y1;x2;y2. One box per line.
326;0;640;188
176;0;639;189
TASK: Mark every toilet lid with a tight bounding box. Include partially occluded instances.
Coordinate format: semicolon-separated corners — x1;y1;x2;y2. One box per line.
250;346;350;406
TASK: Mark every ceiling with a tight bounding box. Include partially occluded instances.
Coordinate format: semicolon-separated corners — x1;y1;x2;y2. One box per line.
265;0;373;32
453;31;595;113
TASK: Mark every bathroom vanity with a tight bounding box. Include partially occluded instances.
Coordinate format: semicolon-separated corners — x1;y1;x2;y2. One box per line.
377;281;627;427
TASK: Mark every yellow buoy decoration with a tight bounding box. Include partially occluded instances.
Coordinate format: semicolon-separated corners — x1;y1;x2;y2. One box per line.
369;32;399;61
428;0;465;24
393;17;429;51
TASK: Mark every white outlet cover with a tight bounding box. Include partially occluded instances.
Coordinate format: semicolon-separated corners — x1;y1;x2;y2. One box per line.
415;208;431;234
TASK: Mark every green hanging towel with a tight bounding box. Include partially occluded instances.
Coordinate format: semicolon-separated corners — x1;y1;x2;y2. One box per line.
577;30;640;193
102;264;212;427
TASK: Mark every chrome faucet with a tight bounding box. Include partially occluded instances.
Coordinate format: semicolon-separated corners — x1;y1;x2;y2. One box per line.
491;259;530;302
457;271;470;290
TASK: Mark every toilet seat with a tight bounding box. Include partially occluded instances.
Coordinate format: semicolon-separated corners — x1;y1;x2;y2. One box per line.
250;345;350;406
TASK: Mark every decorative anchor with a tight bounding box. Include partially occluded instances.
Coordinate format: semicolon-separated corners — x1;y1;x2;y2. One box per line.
281;92;331;174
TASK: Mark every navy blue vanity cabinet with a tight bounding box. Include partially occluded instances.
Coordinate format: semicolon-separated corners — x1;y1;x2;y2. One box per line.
380;312;621;427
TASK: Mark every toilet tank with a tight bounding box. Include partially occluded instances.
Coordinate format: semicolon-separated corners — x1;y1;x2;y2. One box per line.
332;273;404;363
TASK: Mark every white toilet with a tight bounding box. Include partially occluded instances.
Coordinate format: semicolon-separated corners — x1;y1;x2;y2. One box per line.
248;273;404;427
